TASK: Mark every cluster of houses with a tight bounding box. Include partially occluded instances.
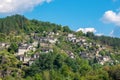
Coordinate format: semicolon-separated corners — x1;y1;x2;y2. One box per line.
66;33;114;65
96;56;111;65
15;32;57;66
0;32;118;66
16;41;54;66
34;34;58;44
15;32;120;65
67;34;88;44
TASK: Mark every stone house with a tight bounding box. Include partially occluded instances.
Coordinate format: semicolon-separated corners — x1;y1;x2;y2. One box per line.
17;43;30;55
66;51;75;58
17;52;40;66
79;52;89;59
32;53;40;59
48;32;55;36
32;41;38;47
0;43;6;47
68;34;75;37
48;38;58;44
41;48;53;53
0;43;10;48
18;55;31;63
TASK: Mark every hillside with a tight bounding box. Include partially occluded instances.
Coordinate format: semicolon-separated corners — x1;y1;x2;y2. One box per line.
0;14;71;34
0;15;120;80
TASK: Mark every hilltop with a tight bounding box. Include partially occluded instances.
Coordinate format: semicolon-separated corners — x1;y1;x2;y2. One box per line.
0;14;71;34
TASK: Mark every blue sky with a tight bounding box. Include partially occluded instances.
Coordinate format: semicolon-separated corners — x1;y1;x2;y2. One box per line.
0;0;120;36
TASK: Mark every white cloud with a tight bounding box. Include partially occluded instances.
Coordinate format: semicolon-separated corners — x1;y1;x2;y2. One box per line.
101;10;120;26
0;0;52;14
76;28;96;33
95;33;103;36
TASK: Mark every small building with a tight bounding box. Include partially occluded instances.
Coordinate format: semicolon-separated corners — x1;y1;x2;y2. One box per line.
103;56;110;62
0;43;10;48
48;38;58;44
32;53;40;59
32;41;38;47
17;55;31;63
79;52;89;59
68;34;75;37
34;35;48;43
66;51;75;58
0;43;6;47
56;33;59;35
17;43;30;55
48;32;55;36
41;48;53;53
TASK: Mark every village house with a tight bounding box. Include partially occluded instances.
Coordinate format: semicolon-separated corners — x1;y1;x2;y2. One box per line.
17;55;31;63
68;37;76;43
34;33;58;44
39;37;48;43
34;34;48;43
0;43;6;47
77;38;87;45
17;52;40;66
79;52;89;59
48;38;58;44
32;53;40;59
68;34;75;37
40;42;50;47
56;32;59;35
32;41;38;47
0;43;6;50
75;38;81;43
67;34;77;43
80;38;86;43
66;51;75;58
103;56;110;62
40;48;53;53
48;32;55;36
17;43;31;55
0;43;10;48
17;46;28;55
96;56;111;65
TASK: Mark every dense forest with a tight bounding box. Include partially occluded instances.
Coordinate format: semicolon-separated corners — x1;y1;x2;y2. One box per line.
0;15;120;80
0;14;71;34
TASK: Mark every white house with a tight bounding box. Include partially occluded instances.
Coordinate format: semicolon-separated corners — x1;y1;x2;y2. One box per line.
17;44;30;55
48;38;58;44
18;55;31;63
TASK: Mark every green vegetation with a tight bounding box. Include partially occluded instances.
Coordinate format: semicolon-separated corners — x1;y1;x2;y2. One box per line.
8;42;18;54
86;32;120;50
0;15;120;80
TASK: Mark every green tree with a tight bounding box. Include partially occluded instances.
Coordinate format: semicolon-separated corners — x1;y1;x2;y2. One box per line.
34;73;42;80
86;32;94;39
76;31;84;37
8;42;18;53
53;54;64;69
63;26;71;32
0;50;23;78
